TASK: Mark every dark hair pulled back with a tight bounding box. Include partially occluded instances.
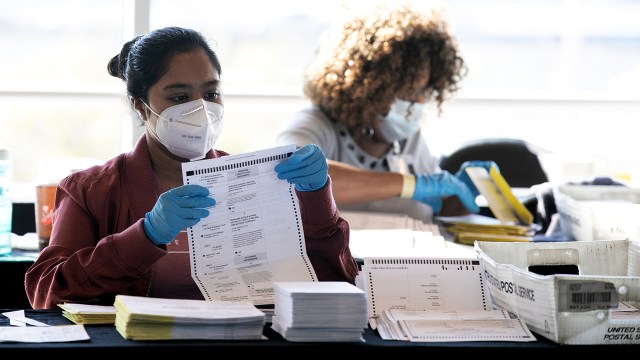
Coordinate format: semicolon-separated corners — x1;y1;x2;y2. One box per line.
107;26;221;103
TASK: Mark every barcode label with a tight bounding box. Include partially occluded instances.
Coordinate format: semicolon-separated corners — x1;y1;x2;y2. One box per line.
572;291;612;304
558;280;618;311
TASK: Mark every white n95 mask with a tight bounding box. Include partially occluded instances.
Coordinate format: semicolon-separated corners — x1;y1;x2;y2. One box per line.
145;98;224;161
378;98;425;142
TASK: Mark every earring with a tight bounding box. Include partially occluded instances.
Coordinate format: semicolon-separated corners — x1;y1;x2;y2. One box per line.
361;127;374;139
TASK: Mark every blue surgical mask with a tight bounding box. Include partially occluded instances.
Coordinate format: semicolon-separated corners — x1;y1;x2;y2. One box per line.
378;99;425;142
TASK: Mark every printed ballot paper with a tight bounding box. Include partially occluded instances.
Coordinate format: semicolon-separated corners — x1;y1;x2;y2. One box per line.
362;258;536;343
181;145;317;305
363;257;489;328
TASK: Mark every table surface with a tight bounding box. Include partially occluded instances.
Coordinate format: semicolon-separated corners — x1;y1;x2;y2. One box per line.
0;309;636;354
1;237;636;353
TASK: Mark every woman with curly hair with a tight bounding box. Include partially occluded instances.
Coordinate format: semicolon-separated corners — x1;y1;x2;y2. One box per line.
277;3;493;222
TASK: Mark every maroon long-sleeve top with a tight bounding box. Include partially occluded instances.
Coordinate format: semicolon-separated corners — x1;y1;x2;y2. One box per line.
25;136;358;309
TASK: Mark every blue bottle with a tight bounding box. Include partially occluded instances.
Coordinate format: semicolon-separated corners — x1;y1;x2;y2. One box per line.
0;146;12;255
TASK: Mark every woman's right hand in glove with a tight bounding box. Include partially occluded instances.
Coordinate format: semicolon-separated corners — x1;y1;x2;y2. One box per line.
143;184;216;245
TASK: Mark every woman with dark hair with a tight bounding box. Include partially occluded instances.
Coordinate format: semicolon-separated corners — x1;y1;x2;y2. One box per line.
277;4;494;222
26;26;358;309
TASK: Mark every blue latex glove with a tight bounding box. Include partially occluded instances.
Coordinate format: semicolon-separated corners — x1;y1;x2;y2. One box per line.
143;184;216;245
455;160;500;198
275;144;328;192
412;172;480;214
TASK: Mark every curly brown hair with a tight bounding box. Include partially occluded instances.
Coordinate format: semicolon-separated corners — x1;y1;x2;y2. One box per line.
303;3;466;130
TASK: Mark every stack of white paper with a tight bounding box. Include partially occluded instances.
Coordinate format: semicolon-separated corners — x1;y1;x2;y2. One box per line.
271;281;368;342
113;295;266;341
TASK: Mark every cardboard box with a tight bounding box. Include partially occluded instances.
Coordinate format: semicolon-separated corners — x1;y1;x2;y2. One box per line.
475;239;640;345
554;185;640;241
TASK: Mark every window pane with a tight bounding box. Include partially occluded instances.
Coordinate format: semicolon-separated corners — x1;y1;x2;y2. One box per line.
149;0;640;97
3;0;640;203
448;0;640;97
150;0;352;93
0;0;127;87
0;0;130;200
0;95;131;193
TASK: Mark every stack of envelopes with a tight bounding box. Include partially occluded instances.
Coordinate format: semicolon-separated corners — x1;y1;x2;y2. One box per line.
437;214;536;245
58;303;117;325
271;281;368;342
114;295;266;340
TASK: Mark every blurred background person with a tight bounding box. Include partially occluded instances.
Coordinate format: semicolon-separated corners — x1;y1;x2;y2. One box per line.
277;3;493;222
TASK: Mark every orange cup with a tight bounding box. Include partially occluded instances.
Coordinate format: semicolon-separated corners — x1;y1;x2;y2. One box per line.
35;184;57;251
